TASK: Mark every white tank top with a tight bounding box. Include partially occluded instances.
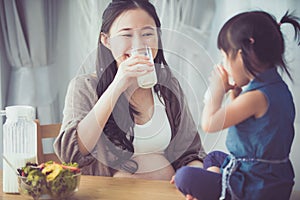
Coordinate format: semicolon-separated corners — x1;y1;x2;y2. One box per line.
133;90;172;156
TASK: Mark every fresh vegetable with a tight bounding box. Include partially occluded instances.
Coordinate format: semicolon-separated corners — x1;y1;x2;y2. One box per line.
42;163;63;182
18;161;81;199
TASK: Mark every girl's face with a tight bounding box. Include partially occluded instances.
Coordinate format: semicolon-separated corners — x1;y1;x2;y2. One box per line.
102;8;159;67
221;50;251;87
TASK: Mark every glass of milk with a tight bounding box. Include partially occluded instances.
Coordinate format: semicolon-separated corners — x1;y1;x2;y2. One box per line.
131;45;157;88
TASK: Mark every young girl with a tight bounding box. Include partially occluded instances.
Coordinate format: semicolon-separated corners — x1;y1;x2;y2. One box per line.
174;11;300;200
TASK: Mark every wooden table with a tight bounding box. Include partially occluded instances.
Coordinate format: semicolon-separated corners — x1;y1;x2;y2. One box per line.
0;170;184;200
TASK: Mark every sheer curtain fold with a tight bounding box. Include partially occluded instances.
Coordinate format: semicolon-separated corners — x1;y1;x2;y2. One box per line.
153;0;216;128
0;0;58;124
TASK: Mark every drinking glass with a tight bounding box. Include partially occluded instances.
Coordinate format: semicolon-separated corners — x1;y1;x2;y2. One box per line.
131;46;157;88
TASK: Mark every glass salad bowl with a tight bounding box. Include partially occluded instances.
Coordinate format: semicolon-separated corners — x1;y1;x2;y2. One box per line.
17;161;81;200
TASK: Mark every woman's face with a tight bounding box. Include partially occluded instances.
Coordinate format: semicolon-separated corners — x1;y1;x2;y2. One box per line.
104;8;159;67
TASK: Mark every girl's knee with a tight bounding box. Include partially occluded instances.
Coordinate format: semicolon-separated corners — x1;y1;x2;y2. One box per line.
204;151;228;169
174;166;197;190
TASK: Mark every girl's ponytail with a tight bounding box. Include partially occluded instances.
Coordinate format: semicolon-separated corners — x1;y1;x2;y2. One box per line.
279;11;300;45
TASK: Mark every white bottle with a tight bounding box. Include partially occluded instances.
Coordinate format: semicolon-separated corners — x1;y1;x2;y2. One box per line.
132;46;157;88
2;105;37;193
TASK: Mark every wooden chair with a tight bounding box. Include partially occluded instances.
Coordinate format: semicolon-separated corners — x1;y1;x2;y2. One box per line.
35;120;62;164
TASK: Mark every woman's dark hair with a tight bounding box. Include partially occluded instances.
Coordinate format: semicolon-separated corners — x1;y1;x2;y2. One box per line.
217;10;300;80
95;0;172;172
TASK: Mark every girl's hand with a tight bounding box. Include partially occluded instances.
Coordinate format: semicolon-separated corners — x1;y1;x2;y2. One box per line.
230;84;242;100
170;175;175;184
186;194;198;200
112;54;154;92
208;65;234;96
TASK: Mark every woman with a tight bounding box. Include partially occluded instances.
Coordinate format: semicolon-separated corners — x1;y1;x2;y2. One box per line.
54;0;206;180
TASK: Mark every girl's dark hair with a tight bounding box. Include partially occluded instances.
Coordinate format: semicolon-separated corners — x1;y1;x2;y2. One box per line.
217;10;300;80
95;0;172;172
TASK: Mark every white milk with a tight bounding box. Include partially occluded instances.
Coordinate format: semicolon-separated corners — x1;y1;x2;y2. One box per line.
132;46;157;88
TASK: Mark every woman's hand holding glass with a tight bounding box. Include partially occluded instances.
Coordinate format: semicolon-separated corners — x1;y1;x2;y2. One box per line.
112;53;154;92
133;46;157;88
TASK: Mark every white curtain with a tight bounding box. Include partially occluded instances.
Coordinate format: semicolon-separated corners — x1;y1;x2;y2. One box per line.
152;0;223;152
0;18;10;170
0;0;59;124
149;1;215;131
68;0;105;76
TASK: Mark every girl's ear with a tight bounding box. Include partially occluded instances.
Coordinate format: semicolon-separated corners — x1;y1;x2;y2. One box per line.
100;33;111;49
237;49;246;70
237;49;243;62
